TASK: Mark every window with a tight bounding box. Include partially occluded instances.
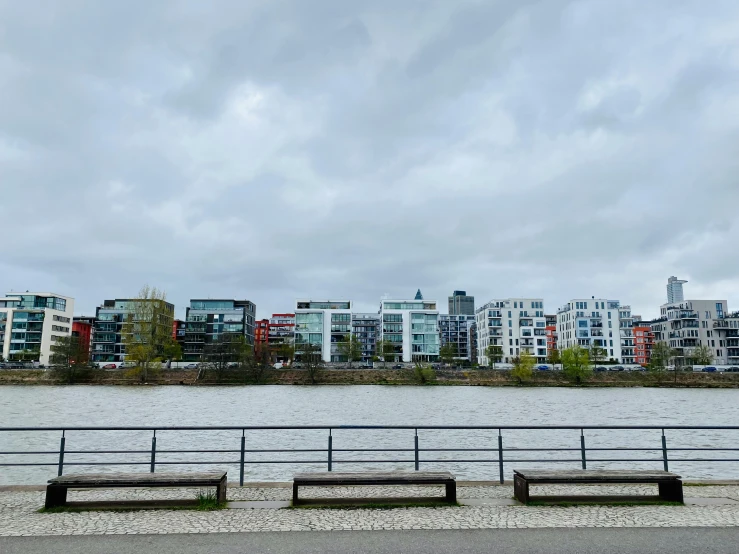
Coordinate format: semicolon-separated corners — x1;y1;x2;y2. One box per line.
383;314;402;323
508;320;512;327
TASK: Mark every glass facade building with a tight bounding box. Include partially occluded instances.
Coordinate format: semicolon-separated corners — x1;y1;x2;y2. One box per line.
183;299;256;362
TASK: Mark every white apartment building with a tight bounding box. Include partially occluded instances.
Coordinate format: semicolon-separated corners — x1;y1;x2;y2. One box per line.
476;298;547;365
650;300;730;366
379;298;439;363
0;292;75;365
556;298;635;363
294;300;353;363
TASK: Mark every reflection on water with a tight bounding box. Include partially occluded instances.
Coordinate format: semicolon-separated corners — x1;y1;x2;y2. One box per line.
0;385;737;484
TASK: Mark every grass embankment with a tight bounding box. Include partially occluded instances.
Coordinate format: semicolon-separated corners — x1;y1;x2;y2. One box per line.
2;369;738;387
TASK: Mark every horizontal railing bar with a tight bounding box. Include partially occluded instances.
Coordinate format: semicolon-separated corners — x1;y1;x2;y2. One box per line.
2;425;739;431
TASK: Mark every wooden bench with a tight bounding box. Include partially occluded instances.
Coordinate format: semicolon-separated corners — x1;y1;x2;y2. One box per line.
45;472;227;509
513;469;683;504
292;471;456;505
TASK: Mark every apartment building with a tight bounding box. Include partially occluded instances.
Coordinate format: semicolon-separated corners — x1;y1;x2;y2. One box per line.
634;322;655;366
713;311;739;366
92;298;175;363
651;300;730;366
544;314;557;356
379;297;439;363
439;314;475;361
556;299;630;362
448;291;475;316
0;292;74;365
183;299;256;362
295;300;353;363
72;316;95;359
255;313;296;362
476;298;547;365
352;313;380;362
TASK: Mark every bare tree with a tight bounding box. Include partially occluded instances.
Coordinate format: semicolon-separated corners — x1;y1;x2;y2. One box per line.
122;286;173;382
50;335;94;384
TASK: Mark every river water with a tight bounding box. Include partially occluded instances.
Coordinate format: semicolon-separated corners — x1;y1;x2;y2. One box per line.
1;386;737;484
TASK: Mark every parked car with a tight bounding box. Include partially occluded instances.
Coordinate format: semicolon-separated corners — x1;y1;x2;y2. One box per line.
184;363;199;370
702;366;717;372
0;363;6;369
595;366;608;372
611;365;625;371
537;365;550;371
391;364;403;369
102;363;117;369
118;362;135;369
726;367;739;373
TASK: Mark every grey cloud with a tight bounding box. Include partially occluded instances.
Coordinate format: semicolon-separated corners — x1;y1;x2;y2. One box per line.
1;0;739;319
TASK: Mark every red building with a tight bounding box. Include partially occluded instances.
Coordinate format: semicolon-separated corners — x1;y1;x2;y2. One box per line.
545;325;558;358
254;314;295;363
634;325;654;366
255;319;270;345
72;316;95;359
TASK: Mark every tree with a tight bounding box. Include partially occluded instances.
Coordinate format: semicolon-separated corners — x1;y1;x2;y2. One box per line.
277;343;295;365
122;285;173;382
375;339;394;369
11;348;40;363
486;344;503;369
411;362;436;384
246;343;273;384
298;342;324;384
547;348;561;367
589;345;607;367
561;345;591;384
49;335;93;384
200;334;248;381
649;342;674;373
511;351;535;384
439;343;457;366
337;334;363;368
689;344;713;366
163;340;183;370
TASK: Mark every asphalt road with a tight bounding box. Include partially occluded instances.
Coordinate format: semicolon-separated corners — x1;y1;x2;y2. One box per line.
2;528;739;554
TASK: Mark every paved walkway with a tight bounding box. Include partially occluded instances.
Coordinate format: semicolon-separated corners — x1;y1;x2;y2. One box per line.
4;528;739;554
1;483;739;536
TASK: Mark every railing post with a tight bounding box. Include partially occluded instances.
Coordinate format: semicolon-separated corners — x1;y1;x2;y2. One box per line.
240;431;246;486
57;431;66;477
414;429;419;471
328;429;332;472
661;429;669;472
498;430;504;484
150;430;157;473
580;429;587;470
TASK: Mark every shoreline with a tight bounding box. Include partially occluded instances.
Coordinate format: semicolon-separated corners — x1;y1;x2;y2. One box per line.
2;369;738;388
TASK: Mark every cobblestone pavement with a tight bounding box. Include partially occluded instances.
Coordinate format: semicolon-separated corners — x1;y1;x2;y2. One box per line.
2;484;739;536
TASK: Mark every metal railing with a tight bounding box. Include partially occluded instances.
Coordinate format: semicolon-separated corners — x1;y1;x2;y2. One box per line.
1;426;738;485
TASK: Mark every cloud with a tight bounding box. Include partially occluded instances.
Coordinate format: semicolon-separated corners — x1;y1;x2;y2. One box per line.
1;0;738;319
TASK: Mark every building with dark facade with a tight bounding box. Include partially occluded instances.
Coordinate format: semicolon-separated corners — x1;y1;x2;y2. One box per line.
183;299;256;362
448;290;475;316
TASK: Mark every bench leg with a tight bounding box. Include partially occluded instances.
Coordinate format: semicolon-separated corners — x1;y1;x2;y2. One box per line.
216;476;228;505
445;482;457;503
514;475;529;504
292;483;300;505
658;480;683;503
45;485;67;509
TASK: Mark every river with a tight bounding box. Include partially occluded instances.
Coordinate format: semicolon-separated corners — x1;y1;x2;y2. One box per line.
1;386;737;484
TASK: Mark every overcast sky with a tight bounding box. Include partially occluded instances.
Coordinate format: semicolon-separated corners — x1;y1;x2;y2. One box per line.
2;0;738;320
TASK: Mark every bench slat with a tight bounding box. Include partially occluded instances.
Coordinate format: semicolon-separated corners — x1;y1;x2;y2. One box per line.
48;472;226;486
294;471;454;482
514;470;680;481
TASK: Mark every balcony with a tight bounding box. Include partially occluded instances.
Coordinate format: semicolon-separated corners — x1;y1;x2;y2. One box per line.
713;320;731;329
590;322;603;328
677;311;698;319
519;320;533;327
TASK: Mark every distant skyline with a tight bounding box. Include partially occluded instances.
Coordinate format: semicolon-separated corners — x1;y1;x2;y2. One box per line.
2;1;738;322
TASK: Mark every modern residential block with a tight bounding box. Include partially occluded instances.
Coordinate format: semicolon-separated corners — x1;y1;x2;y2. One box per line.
92;298;175;363
634;322;655;366
439;314;475;361
255;313;296;362
556;299;632;363
352;313;380;362
183;299;256;362
651;299;730;366
448;290;475;316
0;292;75;365
294;300;353;363
476;298;547;365
379;297;439;363
72;316;95;359
713;311;739;366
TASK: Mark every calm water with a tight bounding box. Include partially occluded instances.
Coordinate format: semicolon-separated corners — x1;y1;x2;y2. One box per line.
1;386;737;484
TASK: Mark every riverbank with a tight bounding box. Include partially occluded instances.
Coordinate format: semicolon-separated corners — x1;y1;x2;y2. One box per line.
1;369;738;387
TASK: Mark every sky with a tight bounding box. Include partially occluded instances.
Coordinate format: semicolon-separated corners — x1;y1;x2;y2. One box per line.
1;0;739;321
